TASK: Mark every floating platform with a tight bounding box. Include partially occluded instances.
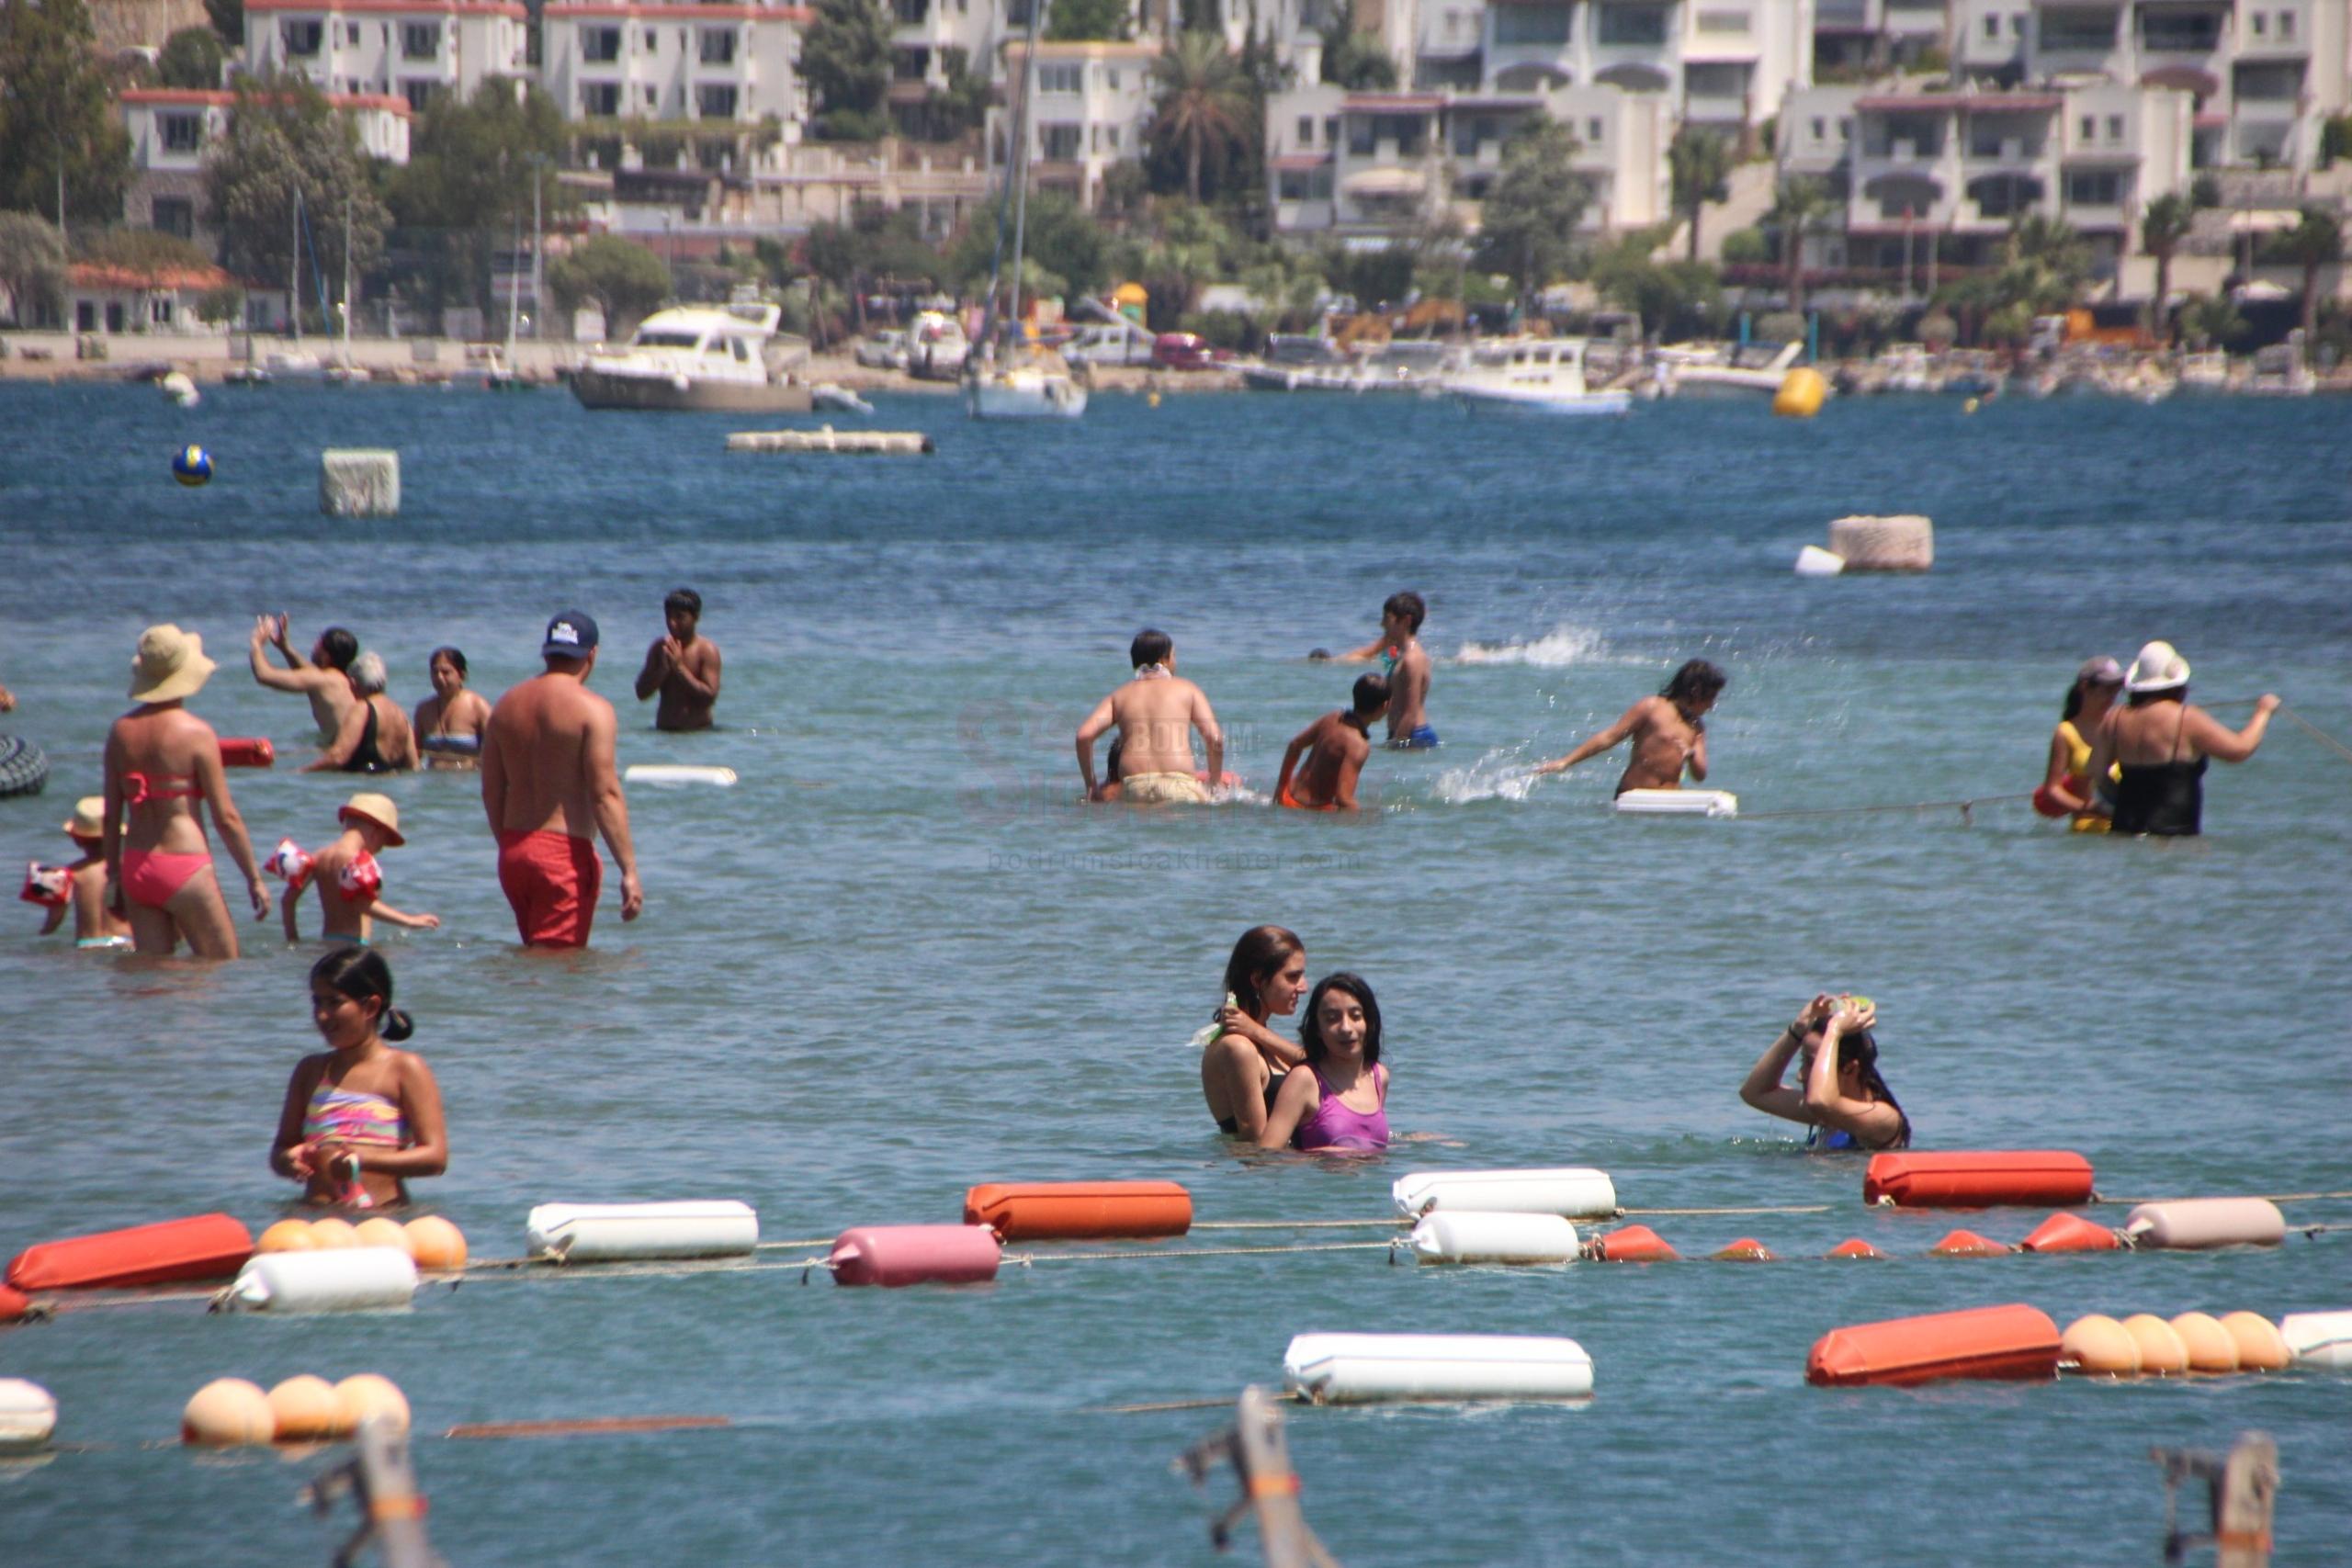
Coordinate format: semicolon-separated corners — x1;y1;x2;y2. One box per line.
1613;788;1737;818
727;427;933;456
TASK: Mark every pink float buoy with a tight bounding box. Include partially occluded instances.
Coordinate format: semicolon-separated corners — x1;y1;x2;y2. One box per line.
827;1225;1001;1288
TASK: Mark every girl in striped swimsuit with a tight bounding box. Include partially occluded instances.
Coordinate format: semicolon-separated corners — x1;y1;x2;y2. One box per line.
271;949;448;1208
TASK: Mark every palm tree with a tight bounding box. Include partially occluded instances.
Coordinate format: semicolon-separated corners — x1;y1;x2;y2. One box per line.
2138;192;2195;344
1768;176;1838;318
2000;212;2091;313
2263;206;2343;358
1669;128;1732;263
1152;31;1249;205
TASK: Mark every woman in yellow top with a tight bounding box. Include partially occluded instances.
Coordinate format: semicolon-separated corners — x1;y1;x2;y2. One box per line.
2034;657;2123;831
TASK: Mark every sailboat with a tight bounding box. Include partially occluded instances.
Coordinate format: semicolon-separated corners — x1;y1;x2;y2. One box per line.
266;189;327;381
326;197;372;383
963;0;1086;421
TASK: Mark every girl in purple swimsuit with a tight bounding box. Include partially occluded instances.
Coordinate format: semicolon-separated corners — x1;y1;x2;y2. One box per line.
1259;974;1388;1153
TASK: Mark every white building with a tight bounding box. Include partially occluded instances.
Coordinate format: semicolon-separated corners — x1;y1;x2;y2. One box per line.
541;1;807;130
118;86;413;248
1473;0;1814;130
992;38;1156;209
1812;0;1951;74
242;0;529;110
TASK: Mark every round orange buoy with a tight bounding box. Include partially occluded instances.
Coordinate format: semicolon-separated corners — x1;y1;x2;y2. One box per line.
2169;1313;2239;1373
2018;1212;2120;1253
217;737;275;767
1711;1237;1776;1261
1807;1303;2061;1387
961;1181;1192;1242
182;1378;275;1446
2220;1312;2291;1371
0;1284;29;1323
2061;1314;2140;1375
309;1217;360;1249
1590;1224;1679;1262
404;1216;468;1271
1825;1237;1885;1260
353;1218;413;1257
1929;1228;2010;1258
334;1374;411;1435
2121;1314;2189;1375
1863;1151;2094;1209
256;1220;318;1255
7;1213;254;1292
267;1375;348;1442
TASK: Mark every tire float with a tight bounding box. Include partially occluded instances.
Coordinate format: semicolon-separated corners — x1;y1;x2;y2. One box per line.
526;1201;758;1262
1806;1303;2061;1387
1283;1333;1593;1404
2120;1198;2285;1250
7;1213;254;1291
825;1224;1000;1287
2278;1311;2352;1369
0;1379;57;1451
1863;1151;2095;1209
961;1181;1192;1242
1407;1212;1579;1266
217;737;275;768
1390;1168;1618;1221
225;1247;418;1313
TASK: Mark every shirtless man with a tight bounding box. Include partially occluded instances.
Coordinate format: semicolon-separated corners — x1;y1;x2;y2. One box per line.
1076;628;1223;806
250;616;360;742
1536;659;1725;794
1275;674;1388;811
1323;592;1434;748
633;588;722;732
481;610;643;947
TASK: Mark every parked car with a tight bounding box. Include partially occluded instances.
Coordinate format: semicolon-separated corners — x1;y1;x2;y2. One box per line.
1060;321;1155;367
854;330;909;371
907;311;970;380
1152;332;1227;371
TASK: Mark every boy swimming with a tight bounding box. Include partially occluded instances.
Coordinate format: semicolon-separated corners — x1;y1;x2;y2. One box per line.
1535;660;1725;794
1275;675;1389;811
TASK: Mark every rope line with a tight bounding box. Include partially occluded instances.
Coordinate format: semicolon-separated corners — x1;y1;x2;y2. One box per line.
2283;706;2352;765
1620;1203;1832;1217
1192;1219;1403;1232
2098;1189;2352;1208
1011;1241;1397;1266
1738;792;2034;823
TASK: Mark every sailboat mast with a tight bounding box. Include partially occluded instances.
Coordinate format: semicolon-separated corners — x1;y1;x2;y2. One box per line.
342;197;353;360
290;188;302;344
1004;0;1044;339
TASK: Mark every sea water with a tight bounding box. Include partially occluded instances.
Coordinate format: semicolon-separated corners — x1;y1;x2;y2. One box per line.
1;383;2347;1564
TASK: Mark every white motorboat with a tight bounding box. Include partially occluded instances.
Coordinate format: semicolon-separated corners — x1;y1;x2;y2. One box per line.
571;300;813;412
265;349;327;381
1655;339;1808;399
1446;338;1630;415
964;356;1087;419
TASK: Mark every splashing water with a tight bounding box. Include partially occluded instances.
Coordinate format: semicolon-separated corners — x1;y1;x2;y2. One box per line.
1430;751;1550;804
1451;625;1607;667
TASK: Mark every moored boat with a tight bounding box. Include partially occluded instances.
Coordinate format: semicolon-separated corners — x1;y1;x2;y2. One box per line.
571;301;814;413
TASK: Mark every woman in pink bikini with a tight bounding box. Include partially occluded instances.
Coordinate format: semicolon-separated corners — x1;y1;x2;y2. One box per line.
272;948;448;1208
102;625;270;957
1258;973;1389;1154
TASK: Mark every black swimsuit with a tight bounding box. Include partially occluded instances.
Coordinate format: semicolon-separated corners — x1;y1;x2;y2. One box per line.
1216;1071;1287;1136
341;701;390;774
2111;706;2204;836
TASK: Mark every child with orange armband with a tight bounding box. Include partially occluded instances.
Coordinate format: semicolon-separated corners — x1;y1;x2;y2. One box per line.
273;792;439;945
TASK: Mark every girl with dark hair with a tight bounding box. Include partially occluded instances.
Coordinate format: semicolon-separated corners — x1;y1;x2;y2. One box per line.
413;647;492;769
1534;659;1724;795
271;949;448;1207
2033;656;2123;828
1739;993;1909;1151
1259;974;1388;1153
1200;926;1307;1139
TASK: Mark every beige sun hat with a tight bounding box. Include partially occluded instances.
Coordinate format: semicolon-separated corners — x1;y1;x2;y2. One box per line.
337;792;405;847
128;624;217;703
62;795;108;840
2124;639;2190;694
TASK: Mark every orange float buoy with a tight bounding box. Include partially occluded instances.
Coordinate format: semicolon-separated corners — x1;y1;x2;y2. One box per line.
353;1218;413;1257
309;1217;361;1249
2220;1312;2291;1371
1590;1224;1679;1262
2169;1313;2240;1373
1806;1303;2062;1387
267;1375;349;1442
1863;1151;2094;1209
7;1213;254;1292
2018;1212;2121;1253
256;1220;318;1255
1825;1237;1885;1260
2061;1314;2141;1375
404;1216;468;1271
961;1181;1193;1243
1929;1228;2011;1257
182;1378;275;1446
334;1374;411;1434
0;1284;29;1323
217;737;275;768
1711;1237;1776;1261
2121;1314;2190;1375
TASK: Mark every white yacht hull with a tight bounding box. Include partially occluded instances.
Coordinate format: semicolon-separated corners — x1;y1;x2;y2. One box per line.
1453;384;1631;415
963;374;1087;420
571;367;814;413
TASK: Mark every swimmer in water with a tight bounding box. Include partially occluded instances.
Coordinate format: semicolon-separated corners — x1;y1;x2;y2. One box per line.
1201;926;1308;1139
1739;993;1910;1151
278;793;439;945
2034;657;2124;830
1274;674;1388;810
1260;973;1389;1152
249;616;360;743
413;647;492;769
1076;628;1224;806
2083;640;2279;838
272;947;447;1208
634;587;722;732
302;652;418;773
1535;659;1725;794
1322;592;1434;748
30;796;132;947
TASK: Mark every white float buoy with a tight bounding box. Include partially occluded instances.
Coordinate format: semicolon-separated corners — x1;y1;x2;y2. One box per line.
1283;1333;1594;1404
1408;1212;1579;1266
2120;1198;2286;1250
1391;1168;1618;1221
226;1247;418;1312
0;1379;59;1451
1826;513;1933;572
1612;788;1738;818
320;448;401;518
526;1200;760;1262
2278;1311;2352;1369
1794;545;1846;577
621;764;740;787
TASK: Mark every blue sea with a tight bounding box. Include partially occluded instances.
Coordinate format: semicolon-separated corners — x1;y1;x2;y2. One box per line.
2;380;2347;1564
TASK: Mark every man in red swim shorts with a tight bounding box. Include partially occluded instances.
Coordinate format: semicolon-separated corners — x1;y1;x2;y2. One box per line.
481;611;643;947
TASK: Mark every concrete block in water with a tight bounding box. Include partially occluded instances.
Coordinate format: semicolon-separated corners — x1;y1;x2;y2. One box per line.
1827;514;1932;572
321;449;401;517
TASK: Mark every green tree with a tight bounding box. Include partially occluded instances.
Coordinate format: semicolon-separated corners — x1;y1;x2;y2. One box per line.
2177;293;2246;352
385;78;568;315
1668;127;1731;263
2139;191;2195;344
1720;227;1767;265
205;73;390;318
74;227;215;272
548;235;672;337
0;212;68;325
1470;113;1588;317
205;0;244;46
1766;175;1838;317
802;0;892;140
158;26;227;90
1994;212;2090;314
2262;206;2343;356
948;187;1107;296
197;282;245;325
1319;22;1396;90
0;0;133;229
910;47;989;141
1241;249;1326;333
1592;229;1722;339
1046;0;1130;41
1151;32;1250;204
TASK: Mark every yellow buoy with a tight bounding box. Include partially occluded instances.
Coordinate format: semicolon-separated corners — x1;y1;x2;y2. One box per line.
404;1215;468;1271
1962;397;1980;414
1147;390;1161;409
310;1217;361;1249
257;1219;318;1254
1771;367;1826;419
267;1375;349;1443
2169;1313;2240;1373
2060;1314;2141;1376
2122;1314;2190;1375
354;1218;414;1257
182;1378;275;1446
334;1374;411;1435
2220;1311;2292;1371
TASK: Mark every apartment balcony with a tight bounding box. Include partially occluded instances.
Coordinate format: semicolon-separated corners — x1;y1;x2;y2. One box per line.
2235;4;2312;58
1683;92;1747;125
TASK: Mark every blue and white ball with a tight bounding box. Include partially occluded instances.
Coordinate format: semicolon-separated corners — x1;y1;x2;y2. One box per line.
171;445;213;486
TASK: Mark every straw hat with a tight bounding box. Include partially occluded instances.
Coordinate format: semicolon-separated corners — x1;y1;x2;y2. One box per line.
2125;640;2190;694
62;795;107;840
128;624;216;703
337;793;405;847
